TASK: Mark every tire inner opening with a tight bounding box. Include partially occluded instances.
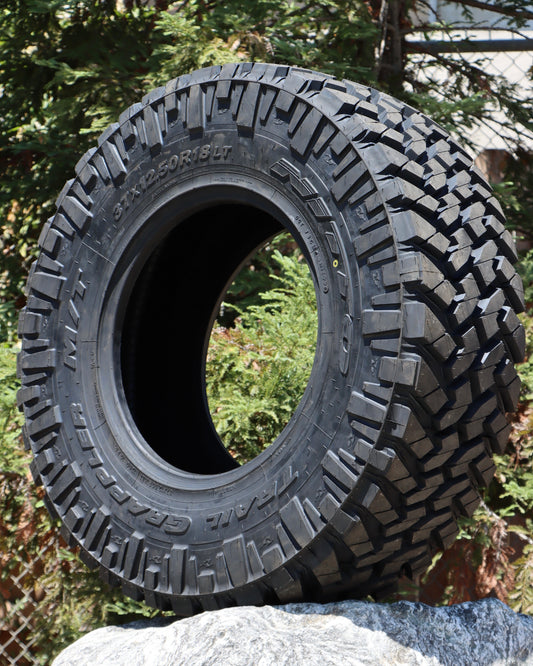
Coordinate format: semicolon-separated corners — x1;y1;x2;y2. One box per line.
120;203;318;475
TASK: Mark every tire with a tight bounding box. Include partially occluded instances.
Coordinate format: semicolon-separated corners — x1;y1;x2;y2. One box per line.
18;63;525;613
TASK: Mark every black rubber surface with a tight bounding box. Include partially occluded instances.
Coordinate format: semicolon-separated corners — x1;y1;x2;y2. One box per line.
18;63;525;613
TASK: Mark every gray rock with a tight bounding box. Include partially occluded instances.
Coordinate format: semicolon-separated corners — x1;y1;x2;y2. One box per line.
52;598;533;666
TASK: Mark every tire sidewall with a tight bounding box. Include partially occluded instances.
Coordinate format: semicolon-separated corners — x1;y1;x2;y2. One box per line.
38;69;403;597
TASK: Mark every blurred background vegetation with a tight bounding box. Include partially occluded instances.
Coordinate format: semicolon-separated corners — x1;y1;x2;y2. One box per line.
1;0;533;662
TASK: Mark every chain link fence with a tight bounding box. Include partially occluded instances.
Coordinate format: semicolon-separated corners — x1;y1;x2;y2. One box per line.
1;535;61;666
407;29;533;153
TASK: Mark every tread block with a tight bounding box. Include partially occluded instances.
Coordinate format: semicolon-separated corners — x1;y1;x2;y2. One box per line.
32;447;55;477
500;375;521;412
275;89;296;115
508;274;525;312
64;505;85;536
223;536;249;587
363;381;393;402
84;506;111;553
257;87;277;124
186;84;205;133
27;404;61;441
39;226;62;258
354;224;393;257
331;160;368;204
140;105;163;152
280;497;316;547
362;309;401;336
100;139;127;182
379;356;419;386
168;545;187;594
47;461;81;505
290;108;324;157
18;310;42;338
36;253;63;275
261;544;285;573
236;82;261;132
21;348;56;373
123;532;145;580
470;455;496;488
16;385;41;409
58;195;93;234
322;450;361;493
30;272;65;301
403;302;445;343
479;341;506;368
347;392;387;426
246;540;265;577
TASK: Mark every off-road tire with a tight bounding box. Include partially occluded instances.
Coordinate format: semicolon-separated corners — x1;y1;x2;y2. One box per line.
18;63;525;614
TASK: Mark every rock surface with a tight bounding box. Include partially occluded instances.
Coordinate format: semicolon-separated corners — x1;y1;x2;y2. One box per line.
52;598;533;666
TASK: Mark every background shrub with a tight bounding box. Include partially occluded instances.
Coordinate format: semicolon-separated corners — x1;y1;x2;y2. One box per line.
1;0;533;661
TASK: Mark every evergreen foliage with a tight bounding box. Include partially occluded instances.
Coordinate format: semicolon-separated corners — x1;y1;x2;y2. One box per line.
206;239;317;463
2;0;532;340
1;0;533;660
